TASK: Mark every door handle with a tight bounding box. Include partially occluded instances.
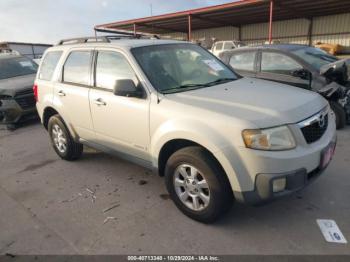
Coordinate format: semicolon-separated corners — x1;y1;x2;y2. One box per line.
93;98;107;106
58;90;66;97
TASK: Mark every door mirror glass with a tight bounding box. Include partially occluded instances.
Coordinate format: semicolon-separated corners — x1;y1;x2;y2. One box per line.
292;68;311;80
113;79;143;98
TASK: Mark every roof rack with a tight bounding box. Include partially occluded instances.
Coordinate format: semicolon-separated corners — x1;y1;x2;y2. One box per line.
57;35;160;46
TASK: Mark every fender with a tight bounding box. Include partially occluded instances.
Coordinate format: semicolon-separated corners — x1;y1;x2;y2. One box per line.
150;118;243;191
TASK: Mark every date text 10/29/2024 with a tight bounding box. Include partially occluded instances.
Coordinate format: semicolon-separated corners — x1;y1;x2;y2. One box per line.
127;256;220;261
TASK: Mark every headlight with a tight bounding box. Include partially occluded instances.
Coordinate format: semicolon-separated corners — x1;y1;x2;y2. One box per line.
242;126;296;151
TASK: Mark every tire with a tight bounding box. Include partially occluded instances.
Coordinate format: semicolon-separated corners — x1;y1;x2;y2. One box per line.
165;146;233;223
48;115;83;161
330;101;346;129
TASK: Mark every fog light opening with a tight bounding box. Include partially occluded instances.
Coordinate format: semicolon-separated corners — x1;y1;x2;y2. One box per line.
273;178;286;193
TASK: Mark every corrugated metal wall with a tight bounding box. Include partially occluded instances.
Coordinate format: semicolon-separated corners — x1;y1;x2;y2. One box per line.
161;13;350;47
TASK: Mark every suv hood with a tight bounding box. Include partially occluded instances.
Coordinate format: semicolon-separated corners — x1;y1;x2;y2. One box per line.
167;77;327;128
0;74;36;97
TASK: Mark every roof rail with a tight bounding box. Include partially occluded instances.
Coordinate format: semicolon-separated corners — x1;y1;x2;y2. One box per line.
57;35;160;46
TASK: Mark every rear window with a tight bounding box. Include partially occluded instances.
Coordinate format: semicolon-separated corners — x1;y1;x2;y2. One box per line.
215;43;223;51
0;57;38;80
62;51;91;85
39;51;63;81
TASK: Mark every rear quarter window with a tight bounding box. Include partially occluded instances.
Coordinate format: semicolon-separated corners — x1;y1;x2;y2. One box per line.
39;51;63;81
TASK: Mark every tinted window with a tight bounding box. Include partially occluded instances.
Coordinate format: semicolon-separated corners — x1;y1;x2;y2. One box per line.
261;52;302;76
291;47;338;70
0;57;38;80
63;51;91;85
95;51;136;90
229;52;256;71
39;51;63;80
215;43;223;50
224;42;234;50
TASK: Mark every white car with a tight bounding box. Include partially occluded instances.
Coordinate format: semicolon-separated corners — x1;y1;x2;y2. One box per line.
34;37;336;223
211;40;246;57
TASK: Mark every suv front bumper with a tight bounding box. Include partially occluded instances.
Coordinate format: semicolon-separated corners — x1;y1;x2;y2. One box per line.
234;144;335;205
0;98;37;125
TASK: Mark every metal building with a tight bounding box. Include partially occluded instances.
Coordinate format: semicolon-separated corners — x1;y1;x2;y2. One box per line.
0;42;52;59
95;0;350;48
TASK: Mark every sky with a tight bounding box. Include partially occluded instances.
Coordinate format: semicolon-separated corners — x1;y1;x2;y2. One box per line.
0;0;235;44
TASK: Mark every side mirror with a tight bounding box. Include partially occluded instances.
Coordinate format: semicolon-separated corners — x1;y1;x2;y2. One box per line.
113;79;144;98
292;69;311;80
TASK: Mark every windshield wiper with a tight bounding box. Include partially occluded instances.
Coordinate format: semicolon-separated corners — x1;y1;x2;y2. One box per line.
162;83;208;94
203;78;236;87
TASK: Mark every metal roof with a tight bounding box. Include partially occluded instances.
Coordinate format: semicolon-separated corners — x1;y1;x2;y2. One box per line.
95;0;350;35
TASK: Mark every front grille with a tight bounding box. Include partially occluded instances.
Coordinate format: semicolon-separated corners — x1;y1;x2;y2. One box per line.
14;89;36;110
301;114;328;144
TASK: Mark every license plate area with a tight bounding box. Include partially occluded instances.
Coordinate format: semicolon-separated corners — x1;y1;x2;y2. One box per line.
320;142;336;170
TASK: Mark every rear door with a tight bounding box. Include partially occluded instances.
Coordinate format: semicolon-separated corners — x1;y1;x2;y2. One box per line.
227;51;258;78
257;50;310;89
53;48;95;140
89;48;150;161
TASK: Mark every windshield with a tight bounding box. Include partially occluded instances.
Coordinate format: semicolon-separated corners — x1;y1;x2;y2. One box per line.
291;47;338;71
0;56;38;80
131;44;238;94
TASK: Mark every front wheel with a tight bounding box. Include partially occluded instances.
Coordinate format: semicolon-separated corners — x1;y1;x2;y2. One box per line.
165;146;233;223
330;101;346;129
48;115;83;161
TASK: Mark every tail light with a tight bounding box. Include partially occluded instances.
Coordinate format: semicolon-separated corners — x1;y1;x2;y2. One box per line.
33;84;38;102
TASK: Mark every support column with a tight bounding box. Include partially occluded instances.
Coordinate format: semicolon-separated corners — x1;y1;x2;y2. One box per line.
133;23;137;36
308;18;313;46
188;14;192;42
268;0;274;44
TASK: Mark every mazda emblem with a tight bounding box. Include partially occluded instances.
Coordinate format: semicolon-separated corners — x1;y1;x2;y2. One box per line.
319;114;326;128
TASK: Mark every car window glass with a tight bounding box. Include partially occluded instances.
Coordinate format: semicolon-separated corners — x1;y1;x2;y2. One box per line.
261;52;302;76
0;57;38;80
132;43;237;93
63;51;91;85
224;42;234;50
39;51;63;81
229;52;256;71
96;51;136;90
215;43;223;50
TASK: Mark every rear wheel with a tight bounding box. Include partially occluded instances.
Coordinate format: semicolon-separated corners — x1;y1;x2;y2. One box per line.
165;146;233;223
330;101;346;129
48;115;83;161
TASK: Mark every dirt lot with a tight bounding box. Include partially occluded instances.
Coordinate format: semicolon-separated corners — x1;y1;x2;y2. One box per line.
0;122;349;255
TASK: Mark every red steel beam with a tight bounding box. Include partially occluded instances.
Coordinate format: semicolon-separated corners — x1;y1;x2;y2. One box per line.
188;14;192;41
268;0;273;44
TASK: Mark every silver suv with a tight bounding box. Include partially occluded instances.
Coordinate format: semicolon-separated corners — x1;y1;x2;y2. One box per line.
34;36;337;223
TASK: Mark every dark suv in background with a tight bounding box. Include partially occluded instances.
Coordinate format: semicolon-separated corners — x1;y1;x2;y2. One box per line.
0;50;38;130
219;44;350;129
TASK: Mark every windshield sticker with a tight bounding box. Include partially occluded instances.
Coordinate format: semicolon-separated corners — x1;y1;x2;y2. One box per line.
203;60;224;71
19;61;33;67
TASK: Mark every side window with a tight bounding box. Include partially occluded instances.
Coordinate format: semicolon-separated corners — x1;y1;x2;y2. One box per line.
63;51;91;85
261;52;302;76
229;52;256;71
95;51;136;90
223;42;234;50
215;43;223;51
39;51;63;80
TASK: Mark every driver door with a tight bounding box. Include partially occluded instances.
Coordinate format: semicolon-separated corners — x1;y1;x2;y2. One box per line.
89;49;150;161
257;51;311;89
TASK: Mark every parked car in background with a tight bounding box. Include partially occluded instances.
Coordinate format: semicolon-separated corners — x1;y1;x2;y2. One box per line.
219;44;350;129
35;37;336;223
210;40;246;57
0;50;38;130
